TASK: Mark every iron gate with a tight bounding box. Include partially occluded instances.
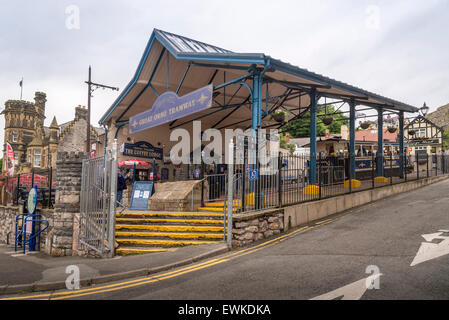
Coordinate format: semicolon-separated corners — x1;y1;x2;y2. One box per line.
79;141;118;257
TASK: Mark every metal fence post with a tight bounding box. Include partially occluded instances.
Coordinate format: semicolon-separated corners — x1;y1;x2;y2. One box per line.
278;152;282;208
48;168;53;208
226;141;234;248
416;150;419;180
404;153;408;182
107;139;118;258
390;152;393;185
372;153;375;189
15;174;21;206
318;153;322;199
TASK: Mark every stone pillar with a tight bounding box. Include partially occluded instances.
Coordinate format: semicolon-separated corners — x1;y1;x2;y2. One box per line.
45;152;86;256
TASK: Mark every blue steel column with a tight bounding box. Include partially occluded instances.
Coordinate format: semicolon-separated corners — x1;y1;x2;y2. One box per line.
399;111;404;178
349;100;356;179
377;108;384;177
309;88;317;185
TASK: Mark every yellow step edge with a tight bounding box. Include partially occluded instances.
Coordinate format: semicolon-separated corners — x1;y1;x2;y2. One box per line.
115;224;225;232
197;207;239;212
203;202;242;207
115;218;223;224
115;231;224;239
116;239;218;246
120;212;224;217
116;248;176;255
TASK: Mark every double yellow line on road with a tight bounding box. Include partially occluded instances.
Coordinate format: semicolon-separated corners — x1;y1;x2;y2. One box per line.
2;220;330;300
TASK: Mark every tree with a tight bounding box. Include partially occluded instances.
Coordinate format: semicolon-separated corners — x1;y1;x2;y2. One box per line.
443;130;449;150
283;105;348;138
279;133;296;155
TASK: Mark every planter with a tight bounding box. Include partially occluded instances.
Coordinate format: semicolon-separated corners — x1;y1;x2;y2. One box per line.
387;127;397;133
360;122;371;130
322;117;334;126
271;112;286;123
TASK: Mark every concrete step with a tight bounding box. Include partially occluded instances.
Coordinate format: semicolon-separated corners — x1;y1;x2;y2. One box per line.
116;217;224;225
116;247;177;256
118;211;224;219
116;238;219;247
115;231;225;240
115;224;225;233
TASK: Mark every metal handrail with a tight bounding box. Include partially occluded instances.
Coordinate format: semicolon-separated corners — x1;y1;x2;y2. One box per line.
15;213;49;254
23;214;49;253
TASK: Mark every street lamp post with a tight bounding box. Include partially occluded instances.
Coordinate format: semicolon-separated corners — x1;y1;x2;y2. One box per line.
420;102;429;117
85;66;119;154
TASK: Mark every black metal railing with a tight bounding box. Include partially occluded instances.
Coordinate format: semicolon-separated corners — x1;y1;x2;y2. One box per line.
0;167;55;208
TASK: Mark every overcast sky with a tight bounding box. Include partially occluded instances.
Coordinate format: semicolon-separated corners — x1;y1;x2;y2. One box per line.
1;0;448;157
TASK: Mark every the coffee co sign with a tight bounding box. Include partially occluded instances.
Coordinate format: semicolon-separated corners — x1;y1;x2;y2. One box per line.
122;141;163;160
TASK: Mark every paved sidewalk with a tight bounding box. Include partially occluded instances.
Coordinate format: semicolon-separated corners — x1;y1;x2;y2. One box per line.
0;242;228;295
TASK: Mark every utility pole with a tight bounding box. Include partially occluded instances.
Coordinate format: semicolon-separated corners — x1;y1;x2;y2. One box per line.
85;66;119;153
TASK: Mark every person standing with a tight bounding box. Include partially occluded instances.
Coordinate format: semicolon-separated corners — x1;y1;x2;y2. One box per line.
117;169;130;207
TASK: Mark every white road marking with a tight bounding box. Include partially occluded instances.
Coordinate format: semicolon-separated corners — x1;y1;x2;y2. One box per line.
310;273;382;300
411;232;449;267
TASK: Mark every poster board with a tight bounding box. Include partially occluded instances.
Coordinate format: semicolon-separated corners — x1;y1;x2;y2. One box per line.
129;181;154;211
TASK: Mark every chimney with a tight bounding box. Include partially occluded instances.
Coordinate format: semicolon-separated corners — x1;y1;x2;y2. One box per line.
75;105;88;121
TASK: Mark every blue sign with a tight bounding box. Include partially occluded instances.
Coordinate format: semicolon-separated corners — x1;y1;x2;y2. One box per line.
27;185;37;214
122;141;163;160
129;181;154;211
130;84;213;134
249;169;258;181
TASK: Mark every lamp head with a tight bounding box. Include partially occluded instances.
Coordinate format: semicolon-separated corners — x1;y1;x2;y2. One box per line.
420;102;429;117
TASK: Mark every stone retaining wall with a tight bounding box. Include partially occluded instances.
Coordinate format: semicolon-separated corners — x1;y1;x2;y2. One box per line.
283;174;449;231
0;205;54;249
0;205;20;245
148;180;202;212
45;151;86;257
232;209;284;247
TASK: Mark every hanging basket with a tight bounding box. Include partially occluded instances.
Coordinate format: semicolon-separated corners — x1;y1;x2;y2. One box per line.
322;117;334;126
408;129;416;136
271;111;286;123
360;121;371;130
387;127;397;133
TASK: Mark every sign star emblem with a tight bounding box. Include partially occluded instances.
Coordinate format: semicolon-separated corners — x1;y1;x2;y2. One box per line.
197;93;208;105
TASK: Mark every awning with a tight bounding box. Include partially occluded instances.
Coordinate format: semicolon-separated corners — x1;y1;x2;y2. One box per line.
99;29;419;131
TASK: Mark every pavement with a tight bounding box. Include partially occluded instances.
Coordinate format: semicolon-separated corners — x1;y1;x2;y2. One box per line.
0;241;228;295
2;177;449;300
3;176;445;300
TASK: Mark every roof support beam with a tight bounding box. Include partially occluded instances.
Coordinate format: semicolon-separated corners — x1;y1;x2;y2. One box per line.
115;48;166;123
190;62;251;71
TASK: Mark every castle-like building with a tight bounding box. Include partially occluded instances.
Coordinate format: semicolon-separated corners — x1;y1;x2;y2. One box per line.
2;91;102;175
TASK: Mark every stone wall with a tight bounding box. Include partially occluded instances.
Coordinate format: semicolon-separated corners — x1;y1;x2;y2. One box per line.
232;209;284;247
0;205;20;245
0;205;54;249
148;180;203;212
45;151;86;256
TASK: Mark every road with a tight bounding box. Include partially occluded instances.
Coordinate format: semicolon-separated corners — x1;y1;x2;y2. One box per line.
5;178;449;300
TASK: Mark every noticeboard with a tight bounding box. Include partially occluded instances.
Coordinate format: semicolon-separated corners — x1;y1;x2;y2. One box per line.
129;181;154;211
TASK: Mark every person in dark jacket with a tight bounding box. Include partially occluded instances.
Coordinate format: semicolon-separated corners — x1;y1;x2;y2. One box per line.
117;169;130;207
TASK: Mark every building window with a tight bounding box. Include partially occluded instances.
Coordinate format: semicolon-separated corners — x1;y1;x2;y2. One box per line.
415;128;427;138
33;149;41;168
12;131;18;142
13;153;18;165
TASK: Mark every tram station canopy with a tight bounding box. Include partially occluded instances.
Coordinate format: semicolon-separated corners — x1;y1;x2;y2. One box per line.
99;29;419;130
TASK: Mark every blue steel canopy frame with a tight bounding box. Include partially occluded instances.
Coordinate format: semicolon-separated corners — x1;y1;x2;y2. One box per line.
99;28;419;188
